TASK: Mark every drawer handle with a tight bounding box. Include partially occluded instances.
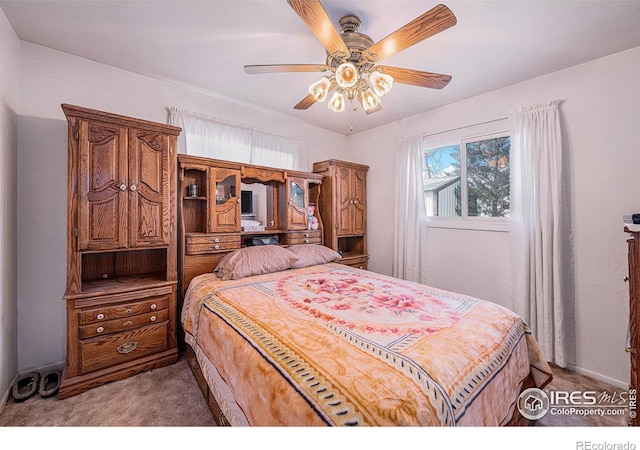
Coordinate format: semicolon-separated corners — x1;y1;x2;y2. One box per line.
117;342;138;354
123;320;133;327
96;326;104;333
96;313;105;320
124;308;133;314
214;245;220;250
304;233;309;237
150;303;157;311
214;237;220;242
304;239;309;243
150;315;157;322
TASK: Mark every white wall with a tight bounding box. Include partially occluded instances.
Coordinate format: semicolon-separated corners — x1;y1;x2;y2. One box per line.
0;8;19;407
15;41;348;372
350;46;640;386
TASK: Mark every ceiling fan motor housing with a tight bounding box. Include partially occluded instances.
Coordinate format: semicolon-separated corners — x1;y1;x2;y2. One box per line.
326;15;376;71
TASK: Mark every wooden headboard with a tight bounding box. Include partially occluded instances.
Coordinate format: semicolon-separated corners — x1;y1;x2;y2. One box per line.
177;154;324;298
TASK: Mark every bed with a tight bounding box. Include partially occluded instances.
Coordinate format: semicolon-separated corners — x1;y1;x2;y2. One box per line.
181;244;552;426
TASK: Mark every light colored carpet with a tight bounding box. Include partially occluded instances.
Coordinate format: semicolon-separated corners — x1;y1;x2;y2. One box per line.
0;356;628;427
0;356;215;427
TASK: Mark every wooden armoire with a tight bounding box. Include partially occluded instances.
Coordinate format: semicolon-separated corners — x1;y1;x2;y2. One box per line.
59;104;181;399
626;226;639;425
313;159;369;269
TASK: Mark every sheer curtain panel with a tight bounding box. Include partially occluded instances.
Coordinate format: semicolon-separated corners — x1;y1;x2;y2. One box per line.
168;107;305;170
509;100;574;368
393;136;428;283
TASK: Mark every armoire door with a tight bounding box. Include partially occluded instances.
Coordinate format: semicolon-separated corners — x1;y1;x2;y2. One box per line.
337;166;353;235
350;168;367;235
77;120;128;251
128;129;171;247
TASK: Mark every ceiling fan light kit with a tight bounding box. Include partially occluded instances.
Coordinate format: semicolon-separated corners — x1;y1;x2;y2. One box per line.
308;76;331;102
328;91;346;112
244;1;457;115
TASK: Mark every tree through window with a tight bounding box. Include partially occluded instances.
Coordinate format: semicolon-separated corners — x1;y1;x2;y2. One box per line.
423;133;510;218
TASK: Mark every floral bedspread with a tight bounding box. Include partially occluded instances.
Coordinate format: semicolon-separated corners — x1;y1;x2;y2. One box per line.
182;263;552;426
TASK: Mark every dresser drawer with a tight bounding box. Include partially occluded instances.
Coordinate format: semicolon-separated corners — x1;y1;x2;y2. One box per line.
79;309;169;339
80;322;170;374
78;295;169;325
281;231;322;245
340;255;368;270
186;234;241;254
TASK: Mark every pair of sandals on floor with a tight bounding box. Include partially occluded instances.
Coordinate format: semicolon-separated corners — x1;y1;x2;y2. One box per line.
12;369;61;402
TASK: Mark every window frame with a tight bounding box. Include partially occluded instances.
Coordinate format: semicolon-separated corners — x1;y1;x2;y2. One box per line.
422;126;511;232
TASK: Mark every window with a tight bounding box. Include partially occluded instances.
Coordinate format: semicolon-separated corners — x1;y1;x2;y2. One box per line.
423;132;510;222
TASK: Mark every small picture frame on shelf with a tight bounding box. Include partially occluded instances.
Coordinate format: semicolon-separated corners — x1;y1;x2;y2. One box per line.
216;185;227;202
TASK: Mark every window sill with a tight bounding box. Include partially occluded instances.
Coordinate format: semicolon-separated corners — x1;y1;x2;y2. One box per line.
425;217;509;232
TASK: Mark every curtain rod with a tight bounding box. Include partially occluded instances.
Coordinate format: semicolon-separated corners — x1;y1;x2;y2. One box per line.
398;116;509;143
421;116;509;139
168;107;305;142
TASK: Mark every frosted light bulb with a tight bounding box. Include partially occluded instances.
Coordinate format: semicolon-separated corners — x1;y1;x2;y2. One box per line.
361;88;380;111
369;71;394;97
308;77;331;102
335;63;358;89
328;91;346;112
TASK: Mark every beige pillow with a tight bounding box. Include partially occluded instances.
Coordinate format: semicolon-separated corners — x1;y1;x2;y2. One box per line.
214;245;299;280
288;244;342;269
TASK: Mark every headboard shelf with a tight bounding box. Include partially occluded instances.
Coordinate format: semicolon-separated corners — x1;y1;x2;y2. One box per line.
177;154;324;300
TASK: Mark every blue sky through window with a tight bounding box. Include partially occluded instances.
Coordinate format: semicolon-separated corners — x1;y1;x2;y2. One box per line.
424;145;460;178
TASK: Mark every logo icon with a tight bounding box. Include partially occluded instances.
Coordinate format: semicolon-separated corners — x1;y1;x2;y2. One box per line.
517;387;550;420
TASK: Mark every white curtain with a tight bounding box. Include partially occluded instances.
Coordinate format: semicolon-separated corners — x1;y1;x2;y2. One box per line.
251;130;308;171
510;100;574;368
168;107;306;170
393;135;428;283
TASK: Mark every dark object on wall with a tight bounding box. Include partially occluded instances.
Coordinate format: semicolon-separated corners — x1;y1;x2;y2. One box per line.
241;190;253;214
633;214;640;225
246;236;278;246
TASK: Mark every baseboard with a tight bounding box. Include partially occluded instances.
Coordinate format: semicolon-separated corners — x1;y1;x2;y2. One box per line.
567;364;629;389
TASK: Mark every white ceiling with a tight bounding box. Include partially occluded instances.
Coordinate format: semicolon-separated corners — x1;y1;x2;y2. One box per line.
2;1;640;135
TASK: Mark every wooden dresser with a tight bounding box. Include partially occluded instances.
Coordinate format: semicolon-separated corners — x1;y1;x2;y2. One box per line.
313;159;369;269
59;105;181;398
626;226;639;425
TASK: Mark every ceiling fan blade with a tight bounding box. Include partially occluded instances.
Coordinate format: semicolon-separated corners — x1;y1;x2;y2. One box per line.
244;64;328;74
363;4;456;62
294;94;318;110
287;0;350;57
377;66;452;90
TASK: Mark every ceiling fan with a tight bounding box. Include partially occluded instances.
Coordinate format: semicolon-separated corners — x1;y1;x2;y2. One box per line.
244;0;457;115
